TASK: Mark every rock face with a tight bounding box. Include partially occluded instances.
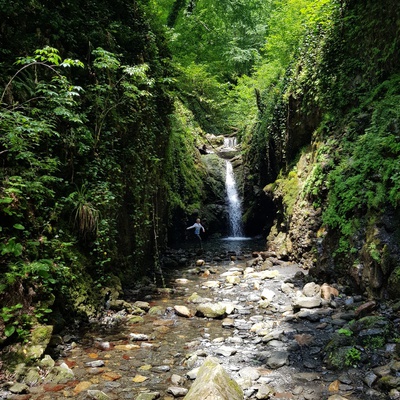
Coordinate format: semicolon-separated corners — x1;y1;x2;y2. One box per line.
183;356;243;400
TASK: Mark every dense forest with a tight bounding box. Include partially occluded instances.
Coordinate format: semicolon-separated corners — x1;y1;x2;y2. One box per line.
1;0;399;368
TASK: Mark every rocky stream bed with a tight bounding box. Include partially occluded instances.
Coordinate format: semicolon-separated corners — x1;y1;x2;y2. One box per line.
1;240;400;400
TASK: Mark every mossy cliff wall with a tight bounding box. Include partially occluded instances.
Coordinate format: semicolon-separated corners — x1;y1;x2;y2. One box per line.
245;0;400;299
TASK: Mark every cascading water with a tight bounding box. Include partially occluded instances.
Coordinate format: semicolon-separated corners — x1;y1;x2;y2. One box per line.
225;160;244;237
223;137;245;238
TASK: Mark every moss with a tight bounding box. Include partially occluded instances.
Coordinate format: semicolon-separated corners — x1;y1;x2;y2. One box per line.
31;325;53;345
387;266;400;299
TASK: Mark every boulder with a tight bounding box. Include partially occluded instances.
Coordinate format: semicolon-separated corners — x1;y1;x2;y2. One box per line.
302;282;321;297
183;356;243;400
292;295;321;309
196;302;227;319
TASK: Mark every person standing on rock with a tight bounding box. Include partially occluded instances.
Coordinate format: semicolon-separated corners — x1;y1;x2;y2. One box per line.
187;218;205;247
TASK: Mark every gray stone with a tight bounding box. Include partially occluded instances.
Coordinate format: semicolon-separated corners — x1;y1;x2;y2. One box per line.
86;360;105;367
215;345;237;357
183;356;243;400
265;351;289;369
186;367;200;380
293;296;321;309
238;366;260;381
168;386;188;397
256;384;274;399
303;282;321;297
171;374;186;385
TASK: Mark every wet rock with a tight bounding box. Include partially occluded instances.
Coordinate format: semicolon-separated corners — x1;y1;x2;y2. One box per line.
148;306;165;316
184;356;243;400
187;292;212;304
127;315;145;324
196;302;227;318
265;351;289;368
133;301;151;311
174;305;193;318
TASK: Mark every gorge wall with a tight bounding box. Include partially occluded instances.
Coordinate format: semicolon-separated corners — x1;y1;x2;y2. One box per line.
242;0;400;300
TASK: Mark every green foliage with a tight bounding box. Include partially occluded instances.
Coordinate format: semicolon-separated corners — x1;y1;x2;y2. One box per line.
167;0;273;79
322;75;400;255
164;100;205;213
275;169;301;217
363;336;385;350
0;0;180;329
345;347;361;367
338;328;353;337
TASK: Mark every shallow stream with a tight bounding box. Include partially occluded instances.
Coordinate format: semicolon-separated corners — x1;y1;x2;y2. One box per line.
3;238;386;400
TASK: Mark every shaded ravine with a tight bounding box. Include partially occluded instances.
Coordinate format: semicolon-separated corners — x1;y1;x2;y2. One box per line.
1;241;394;400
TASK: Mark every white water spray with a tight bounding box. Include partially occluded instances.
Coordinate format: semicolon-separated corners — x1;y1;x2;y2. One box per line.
223;137;244;238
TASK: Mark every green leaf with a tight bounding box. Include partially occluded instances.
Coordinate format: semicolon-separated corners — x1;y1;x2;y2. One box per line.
13;224;25;230
5;325;16;337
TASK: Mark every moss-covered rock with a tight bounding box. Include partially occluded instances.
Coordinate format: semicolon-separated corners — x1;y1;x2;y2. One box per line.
184;356;243;400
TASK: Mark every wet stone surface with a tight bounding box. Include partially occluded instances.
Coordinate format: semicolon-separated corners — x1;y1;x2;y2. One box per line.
1;241;398;400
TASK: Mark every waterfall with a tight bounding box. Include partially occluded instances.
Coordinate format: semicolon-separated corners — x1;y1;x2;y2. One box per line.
225;159;244;238
224;136;237;148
